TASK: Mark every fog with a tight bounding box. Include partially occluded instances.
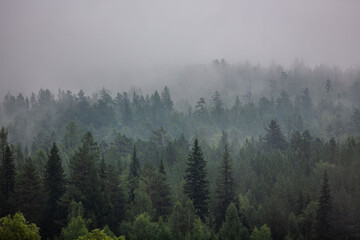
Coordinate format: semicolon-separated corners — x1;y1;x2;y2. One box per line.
1;0;360;99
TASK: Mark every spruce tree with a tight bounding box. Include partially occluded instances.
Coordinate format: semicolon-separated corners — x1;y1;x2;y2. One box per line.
265;120;287;151
43;142;66;238
15;158;44;225
128;145;140;202
317;170;333;240
1;145;15;200
184;138;209;221
0;127;8;160
215;144;235;229
68;132;102;227
151;159;172;220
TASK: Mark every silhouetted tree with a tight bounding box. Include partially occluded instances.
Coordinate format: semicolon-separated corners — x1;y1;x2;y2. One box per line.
184;139;209;221
317;170;333;240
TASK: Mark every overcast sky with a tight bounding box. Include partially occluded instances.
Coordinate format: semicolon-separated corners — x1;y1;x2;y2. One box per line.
0;0;360;96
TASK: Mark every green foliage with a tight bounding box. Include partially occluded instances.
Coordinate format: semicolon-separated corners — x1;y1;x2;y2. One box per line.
0;212;40;240
68;132;103;226
43;142;66;237
250;224;272;240
316;170;332;240
184;139;209;221
265;120;287;151
131;181;154;218
156;217;173;240
219;203;248;240
128;145;140;202
1;145;15;200
191;217;211;240
61;216;88;240
215;144;235;228
130;212;158;240
15;158;44;224
151;160;172;220
170;200;196;238
78;229;125;240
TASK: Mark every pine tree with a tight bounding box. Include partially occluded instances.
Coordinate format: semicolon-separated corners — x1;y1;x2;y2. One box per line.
0;127;8;160
265;120;287;151
128;145;140;202
107;166;126;234
215;144;236;229
184;138;209;221
68;132;102;227
15;158;45;225
151;159;172;220
43;142;66;238
1;145;15;200
317;170;333;240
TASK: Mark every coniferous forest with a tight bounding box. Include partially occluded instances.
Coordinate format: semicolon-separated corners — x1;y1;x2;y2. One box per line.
0;62;360;240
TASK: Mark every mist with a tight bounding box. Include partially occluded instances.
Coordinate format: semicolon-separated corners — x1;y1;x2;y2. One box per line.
1;0;360;99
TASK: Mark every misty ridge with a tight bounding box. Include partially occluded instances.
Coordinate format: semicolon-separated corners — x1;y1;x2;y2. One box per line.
1;58;360;148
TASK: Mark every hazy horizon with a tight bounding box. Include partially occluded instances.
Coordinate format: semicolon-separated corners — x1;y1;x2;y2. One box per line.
1;0;360;98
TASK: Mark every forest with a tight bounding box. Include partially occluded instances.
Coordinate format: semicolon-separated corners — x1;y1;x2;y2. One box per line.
1;62;360;240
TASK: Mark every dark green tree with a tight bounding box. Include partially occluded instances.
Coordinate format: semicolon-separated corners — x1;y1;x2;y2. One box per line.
68;132;103;227
43;142;66;238
1;145;15;201
317;170;333;240
184;139;209;221
128;145;140;202
215;144;236;228
151;159;172;220
15;158;44;225
265;120;287;151
219;203;248;240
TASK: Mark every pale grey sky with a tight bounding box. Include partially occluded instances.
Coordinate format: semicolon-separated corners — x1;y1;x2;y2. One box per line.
0;0;359;96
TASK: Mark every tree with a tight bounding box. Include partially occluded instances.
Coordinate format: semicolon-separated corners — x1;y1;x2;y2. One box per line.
0;212;40;240
68;132;103;227
250;224;272;240
15;158;44;225
128;145;140;202
301;88;312;111
1;145;15;201
43;142;66;238
130;213;157;240
317;170;332;240
215;144;236;228
219;203;248;240
191;217;211;240
151;159;172;220
265;120;287;151
78;229;125;240
61;216;88;240
161;86;173;112
184;139;209;221
170;200;195;239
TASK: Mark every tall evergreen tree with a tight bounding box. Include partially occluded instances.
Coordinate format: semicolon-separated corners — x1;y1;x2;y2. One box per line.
0;127;8;160
68;132;102;227
265;120;287;151
1;145;15;201
215;144;236;228
317;170;333;240
128;145;140;202
43;142;66;238
184;138;209;221
15;158;44;225
151;159;172;220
